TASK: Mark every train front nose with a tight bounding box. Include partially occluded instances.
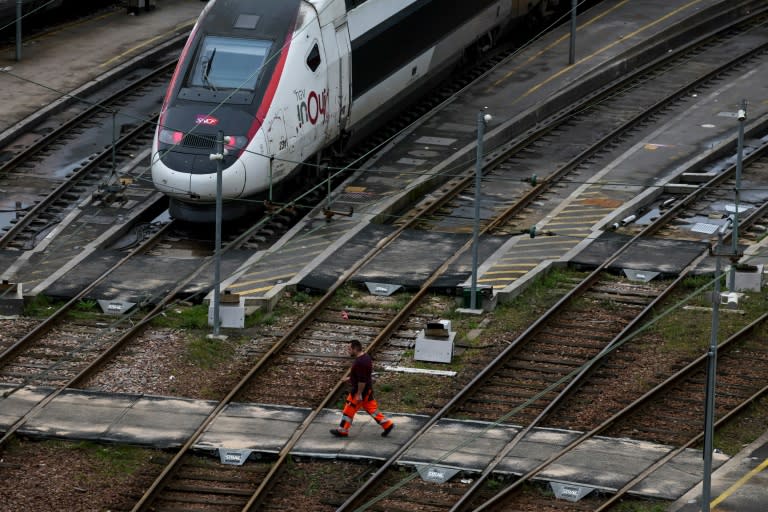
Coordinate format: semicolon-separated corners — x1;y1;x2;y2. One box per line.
152;130;247;201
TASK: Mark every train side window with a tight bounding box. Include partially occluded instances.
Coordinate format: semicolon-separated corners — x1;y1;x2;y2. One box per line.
345;0;367;9
306;43;321;72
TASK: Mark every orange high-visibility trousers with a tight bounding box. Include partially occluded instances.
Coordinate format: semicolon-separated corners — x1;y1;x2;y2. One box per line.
337;390;393;434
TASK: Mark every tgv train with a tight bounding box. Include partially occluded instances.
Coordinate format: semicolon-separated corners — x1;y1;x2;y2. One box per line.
152;0;557;222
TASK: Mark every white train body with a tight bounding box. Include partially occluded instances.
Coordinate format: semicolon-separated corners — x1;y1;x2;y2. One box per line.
151;0;543;221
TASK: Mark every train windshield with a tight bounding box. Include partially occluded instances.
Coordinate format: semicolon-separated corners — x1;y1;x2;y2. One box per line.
190;36;272;91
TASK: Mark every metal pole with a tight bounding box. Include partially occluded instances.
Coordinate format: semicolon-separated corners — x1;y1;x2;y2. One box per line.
112;111;117;176
268;157;274;202
212;131;224;336
16;0;22;62
728;100;746;291
702;231;723;511
569;0;577;65
470;111;486;310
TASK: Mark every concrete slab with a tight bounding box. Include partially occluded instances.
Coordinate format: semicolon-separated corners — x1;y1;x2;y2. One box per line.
197;403;310;453
22;389;142;440
102;395;216;448
2;387;732;502
295;410;427;462
0;385;50;429
571;233;710;275
671;431;768;512
401;419;519;470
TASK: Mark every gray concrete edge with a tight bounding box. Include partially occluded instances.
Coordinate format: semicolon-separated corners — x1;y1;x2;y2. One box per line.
667;430;768;511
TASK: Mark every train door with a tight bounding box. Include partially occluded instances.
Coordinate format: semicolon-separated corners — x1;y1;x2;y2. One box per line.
334;22;351;135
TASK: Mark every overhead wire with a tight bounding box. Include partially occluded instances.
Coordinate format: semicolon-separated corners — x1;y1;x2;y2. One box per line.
0;0;63;34
3;3;768;508
2;1;764;222
351;271;732;511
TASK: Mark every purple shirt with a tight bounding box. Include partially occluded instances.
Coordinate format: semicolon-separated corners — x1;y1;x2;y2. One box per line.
350;353;373;396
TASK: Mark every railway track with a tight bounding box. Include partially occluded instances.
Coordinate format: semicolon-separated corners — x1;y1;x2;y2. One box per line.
0;221;185;442
126;95;768;512
472;296;768;511
336;127;768;510
0;60;176;249
123;112;764;503
16;6;760;512
3;3;768;512
394;5;768;257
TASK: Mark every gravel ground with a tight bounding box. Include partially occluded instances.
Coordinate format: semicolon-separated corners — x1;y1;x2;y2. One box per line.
4;278;766;510
0;437;159;512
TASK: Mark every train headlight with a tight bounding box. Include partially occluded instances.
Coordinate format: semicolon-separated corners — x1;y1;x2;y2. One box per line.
158;128;184;145
224;135;248;152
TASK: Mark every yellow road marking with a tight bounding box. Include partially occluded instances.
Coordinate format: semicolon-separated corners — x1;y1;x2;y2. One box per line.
491;0;631;88
482;272;529;278
494;0;707;102
23;11;116;42
231;273;295;288
229;285;275;295
711;457;768;510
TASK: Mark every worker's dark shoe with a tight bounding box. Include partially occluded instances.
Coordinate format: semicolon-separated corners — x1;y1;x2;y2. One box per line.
330;429;348;437
381;424;395;437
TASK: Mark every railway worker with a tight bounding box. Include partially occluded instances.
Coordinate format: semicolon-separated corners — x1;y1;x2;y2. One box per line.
330;340;395;438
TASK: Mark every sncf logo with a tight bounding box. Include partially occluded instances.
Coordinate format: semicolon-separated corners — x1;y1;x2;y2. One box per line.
195;115;219;126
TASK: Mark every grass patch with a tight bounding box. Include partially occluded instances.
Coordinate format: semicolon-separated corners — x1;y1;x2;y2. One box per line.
66;298;105;320
247;295;315;327
151;304;209;329
76;441;147;477
487;267;587;336
648;274;768;355
13;439;151;479
186;335;236;369
377;372;452;414
23;294;62;317
713;396;768;456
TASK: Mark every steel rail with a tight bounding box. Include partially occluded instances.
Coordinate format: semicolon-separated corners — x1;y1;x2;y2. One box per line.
122;4;768;510
475;311;768;512
395;5;768;233
0;59;176;178
337;100;768;512
0;219;175;446
0;115;159;249
131;114;541;507
463;161;768;511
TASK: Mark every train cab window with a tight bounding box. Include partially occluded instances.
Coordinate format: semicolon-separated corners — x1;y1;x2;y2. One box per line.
189;36;272;91
306;43;321;72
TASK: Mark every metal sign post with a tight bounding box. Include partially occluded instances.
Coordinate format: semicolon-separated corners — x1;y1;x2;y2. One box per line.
16;0;22;61
471;110;491;310
210;131;225;336
569;0;577;65
702;230;725;511
728;100;746;291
